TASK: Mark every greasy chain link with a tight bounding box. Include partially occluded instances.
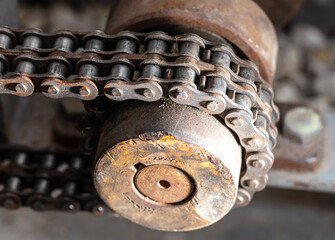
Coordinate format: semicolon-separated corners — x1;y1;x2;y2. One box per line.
0;149;112;215
0;26;279;210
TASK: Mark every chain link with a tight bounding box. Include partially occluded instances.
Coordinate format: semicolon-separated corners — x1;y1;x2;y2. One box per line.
0;26;279;208
0;149;112;215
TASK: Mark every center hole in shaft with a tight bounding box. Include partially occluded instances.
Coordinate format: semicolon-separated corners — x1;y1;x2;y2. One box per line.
157;180;171;189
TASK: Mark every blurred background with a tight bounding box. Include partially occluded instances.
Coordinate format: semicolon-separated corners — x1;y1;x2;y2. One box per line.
0;0;335;239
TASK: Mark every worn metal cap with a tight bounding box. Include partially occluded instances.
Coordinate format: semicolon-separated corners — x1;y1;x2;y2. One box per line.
283;107;323;145
94;101;241;231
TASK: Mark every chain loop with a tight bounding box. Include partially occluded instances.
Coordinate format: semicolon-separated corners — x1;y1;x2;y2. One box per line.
0;26;279;208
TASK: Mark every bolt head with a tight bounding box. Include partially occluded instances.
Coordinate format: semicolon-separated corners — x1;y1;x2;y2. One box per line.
231;117;245;127
92;205;105;215
143;88;155;98
32;201;46;211
3;198;17;209
15;83;27;93
206;101;219;111
283;107;322;145
79;86;90;96
250;159;266;168
111;88;123;97
175;90;188;100
247;137;263;148
236;194;246;205
63;203;75;211
244;179;259;189
47;86;59;95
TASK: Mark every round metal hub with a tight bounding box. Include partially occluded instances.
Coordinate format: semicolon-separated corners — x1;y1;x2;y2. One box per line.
94;101;242;231
95;136;237;231
134;164;194;204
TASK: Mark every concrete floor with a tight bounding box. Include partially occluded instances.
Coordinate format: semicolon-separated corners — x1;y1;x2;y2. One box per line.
0;188;334;240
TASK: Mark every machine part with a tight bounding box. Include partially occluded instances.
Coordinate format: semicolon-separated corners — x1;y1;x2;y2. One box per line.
106;0;278;84
272;103;324;171
0;27;271;109
269;111;334;194
273;134;322;171
95;101;241;231
283;107;322;145
103;0;279;226
0;7;279;230
0;149;111;215
255;0;305;28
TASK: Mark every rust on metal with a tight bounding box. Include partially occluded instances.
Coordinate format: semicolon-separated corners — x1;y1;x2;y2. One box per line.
255;0;305;28
94;136;236;231
94;101;242;231
134;164;195;204
273;134;323;171
0;6;279;226
106;0;278;84
273;103;324;171
0;75;34;96
41;77;99;100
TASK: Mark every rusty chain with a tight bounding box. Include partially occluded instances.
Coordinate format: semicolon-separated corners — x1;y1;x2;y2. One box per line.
0;26;279;210
0;149;112;215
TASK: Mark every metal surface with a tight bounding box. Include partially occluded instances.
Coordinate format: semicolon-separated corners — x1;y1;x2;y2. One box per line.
0;0;280;229
106;0;278;84
0;149;110;214
0;0;333;238
255;0;305;28
0;27;267;113
134;164;194;204
283;107;322;145
273;135;323;171
95;101;241;231
272;103;324;171
0;26;279;221
268;111;335;193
